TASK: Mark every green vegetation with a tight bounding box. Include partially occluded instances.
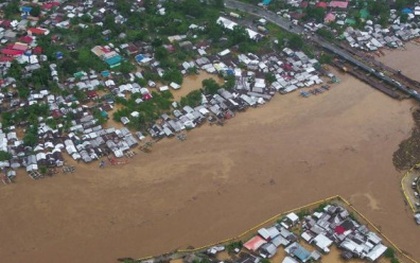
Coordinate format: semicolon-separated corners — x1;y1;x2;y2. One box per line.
113;91;174;131
289;35;304;50
264;73;276;85
180;90;202;107
3;0;19;19
314;202;328;213
319;53;333;64
202;78;221;95
304;7;326;23
317;28;335;41
296;209;310;219
29;5;41;17
163;69;183;85
226;241;242;253
0;151;12;161
384;248;395;259
23;125;39;147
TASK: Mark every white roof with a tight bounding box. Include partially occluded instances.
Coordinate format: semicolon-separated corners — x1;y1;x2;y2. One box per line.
313;234;333;251
301;231;313;242
366;244;387;261
170;82;181;89
282;257;298;263
258;228;271;240
286;212;299;223
218;49;231;56
159;86;169;92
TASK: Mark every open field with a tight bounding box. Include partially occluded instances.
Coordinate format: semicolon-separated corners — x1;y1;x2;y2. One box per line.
1;65;420;262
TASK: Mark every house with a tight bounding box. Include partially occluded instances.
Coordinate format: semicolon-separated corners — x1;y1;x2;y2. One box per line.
329;1;349;9
170;82;181;90
312;234;333;253
244;235;267;252
285;242;312;263
286;212;299;225
259;243;277;258
28;27;50;36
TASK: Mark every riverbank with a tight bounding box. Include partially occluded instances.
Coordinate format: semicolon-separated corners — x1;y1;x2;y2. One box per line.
0;65;418;262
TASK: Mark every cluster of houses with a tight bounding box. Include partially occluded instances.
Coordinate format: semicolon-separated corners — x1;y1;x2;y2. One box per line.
136;45;327;139
272;0;420;52
342;22;420;51
0;0;335;182
201;204;390;263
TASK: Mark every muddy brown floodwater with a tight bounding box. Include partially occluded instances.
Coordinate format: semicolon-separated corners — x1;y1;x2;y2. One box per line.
171;71;224;101
1;58;420;262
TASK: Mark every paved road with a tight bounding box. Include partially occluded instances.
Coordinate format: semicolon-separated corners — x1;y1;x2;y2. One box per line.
225;0;420;101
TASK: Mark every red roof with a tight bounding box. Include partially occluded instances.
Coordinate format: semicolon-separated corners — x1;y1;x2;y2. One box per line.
335;225;345;235
12;43;28;51
51;109;63;119
243;236;267;252
28;27;47;35
143;93;152;100
1;49;24;56
0;20;11;28
19;36;33;43
329;1;349;8
316;2;328;8
86;90;98;98
33;46;43;55
0;56;14;62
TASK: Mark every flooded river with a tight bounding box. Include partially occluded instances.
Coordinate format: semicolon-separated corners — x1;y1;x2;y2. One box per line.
0;61;419;262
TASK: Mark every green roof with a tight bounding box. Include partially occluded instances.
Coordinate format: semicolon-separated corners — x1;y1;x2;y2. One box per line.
105;55;122;67
345;18;356;25
74;71;86;78
359;8;369;19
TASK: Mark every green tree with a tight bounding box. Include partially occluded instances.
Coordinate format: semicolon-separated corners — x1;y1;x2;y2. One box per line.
155;46;169;61
180;90;202;107
119;61;135;74
7;60;23;79
23;126;38;147
214;0;225;9
229;25;249;45
223;75;235;91
163;69;183;84
384;248;395;259
3;0;19;19
305;7;326;23
30;6;41;17
265;73;276;84
0;151;12;161
202;78;220;94
319;53;333;64
317;28;335;40
289;35;304;50
400;13;408;23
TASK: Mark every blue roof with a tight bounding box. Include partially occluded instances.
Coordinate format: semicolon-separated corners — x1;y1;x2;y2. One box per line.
101;70;110;77
290;244;311;261
402;8;413;14
21;6;33;12
135;54;145;62
262;0;272;5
